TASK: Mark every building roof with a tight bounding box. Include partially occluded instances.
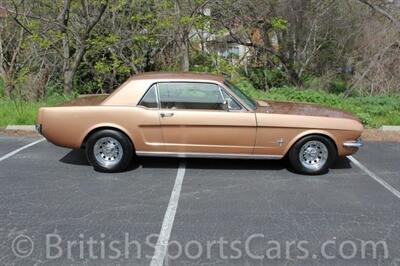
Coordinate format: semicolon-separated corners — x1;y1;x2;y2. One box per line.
131;72;225;83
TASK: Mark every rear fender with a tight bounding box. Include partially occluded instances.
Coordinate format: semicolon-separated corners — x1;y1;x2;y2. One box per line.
80;123;134;148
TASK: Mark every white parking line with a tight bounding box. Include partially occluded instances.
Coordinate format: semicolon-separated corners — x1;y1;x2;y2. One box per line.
150;161;186;266
0;138;45;162
348;155;400;199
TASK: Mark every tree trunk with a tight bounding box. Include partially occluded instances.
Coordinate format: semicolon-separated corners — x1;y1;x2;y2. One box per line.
181;36;190;72
278;53;302;87
357;0;400;33
4;78;13;98
288;68;302;87
0;70;13;97
63;69;74;94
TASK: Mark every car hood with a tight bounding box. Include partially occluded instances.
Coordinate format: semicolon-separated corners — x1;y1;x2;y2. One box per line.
256;100;359;121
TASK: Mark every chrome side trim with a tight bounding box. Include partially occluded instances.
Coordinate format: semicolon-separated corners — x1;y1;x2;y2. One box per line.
136;151;283;160
343;138;364;148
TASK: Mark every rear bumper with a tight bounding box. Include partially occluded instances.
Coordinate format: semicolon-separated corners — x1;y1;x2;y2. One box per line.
343;138;364;148
35;124;42;135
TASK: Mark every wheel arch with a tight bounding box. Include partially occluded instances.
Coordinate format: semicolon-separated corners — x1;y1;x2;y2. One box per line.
283;130;338;156
81;124;135;151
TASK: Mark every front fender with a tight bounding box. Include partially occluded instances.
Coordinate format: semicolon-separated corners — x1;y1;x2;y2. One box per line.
282;130;339;156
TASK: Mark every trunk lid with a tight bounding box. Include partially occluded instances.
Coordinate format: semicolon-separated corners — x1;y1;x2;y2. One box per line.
57;94;109;107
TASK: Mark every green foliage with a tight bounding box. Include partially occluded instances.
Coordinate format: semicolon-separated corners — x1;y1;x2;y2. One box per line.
44;80;65;97
303;75;324;91
75;80;99;95
0;94;71;126
232;79;400;128
93;54;130;90
271;17;288;31
329;77;347;94
1;76;399;128
190;51;240;78
242;67;287;90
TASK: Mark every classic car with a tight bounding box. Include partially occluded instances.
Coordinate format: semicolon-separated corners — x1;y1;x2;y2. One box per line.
36;72;364;174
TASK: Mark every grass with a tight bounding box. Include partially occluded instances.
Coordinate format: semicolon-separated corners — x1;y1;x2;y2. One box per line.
0;79;399;128
0;94;70;126
235;79;400;128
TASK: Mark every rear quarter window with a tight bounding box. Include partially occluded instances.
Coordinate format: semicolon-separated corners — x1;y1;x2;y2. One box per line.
138;85;158;108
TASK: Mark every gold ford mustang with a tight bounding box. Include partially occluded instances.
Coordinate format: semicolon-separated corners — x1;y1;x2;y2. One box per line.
36;72;363;174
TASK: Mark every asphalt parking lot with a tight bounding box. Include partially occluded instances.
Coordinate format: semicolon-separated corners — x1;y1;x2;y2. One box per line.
0;135;399;266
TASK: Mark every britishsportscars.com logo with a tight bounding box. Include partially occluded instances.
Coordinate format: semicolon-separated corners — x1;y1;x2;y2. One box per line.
10;232;392;262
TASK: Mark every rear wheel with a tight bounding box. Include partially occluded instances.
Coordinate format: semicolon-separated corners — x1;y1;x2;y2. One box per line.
85;129;133;172
288;135;337;175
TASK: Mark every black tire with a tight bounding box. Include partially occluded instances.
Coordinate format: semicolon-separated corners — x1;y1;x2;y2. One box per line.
85;129;134;173
288;135;337;175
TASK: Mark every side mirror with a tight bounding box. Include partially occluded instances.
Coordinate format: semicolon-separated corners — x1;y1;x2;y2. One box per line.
222;99;230;111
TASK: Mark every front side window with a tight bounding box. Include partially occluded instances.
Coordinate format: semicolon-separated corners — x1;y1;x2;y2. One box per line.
221;89;242;110
158;82;225;110
224;81;256;110
138;85;158;108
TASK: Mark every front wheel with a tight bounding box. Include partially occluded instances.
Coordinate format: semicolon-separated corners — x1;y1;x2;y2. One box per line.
85;129;134;173
288;135;337;175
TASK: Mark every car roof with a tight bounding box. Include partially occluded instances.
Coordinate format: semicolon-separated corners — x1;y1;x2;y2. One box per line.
131;72;226;83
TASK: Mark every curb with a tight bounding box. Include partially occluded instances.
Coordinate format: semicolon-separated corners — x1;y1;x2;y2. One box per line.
5;125;36;132
380;126;400;132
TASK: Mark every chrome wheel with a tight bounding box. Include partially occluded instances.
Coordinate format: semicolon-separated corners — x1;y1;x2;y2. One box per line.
299;140;328;171
93;137;123;167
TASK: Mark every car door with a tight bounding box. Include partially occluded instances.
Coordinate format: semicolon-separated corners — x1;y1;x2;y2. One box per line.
135;84;164;152
157;82;257;155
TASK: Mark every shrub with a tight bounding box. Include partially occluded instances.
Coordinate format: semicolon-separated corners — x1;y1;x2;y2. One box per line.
241;67;287;90
329;77;347;94
233;79;400;128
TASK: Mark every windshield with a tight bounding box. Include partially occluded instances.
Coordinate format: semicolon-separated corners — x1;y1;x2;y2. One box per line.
224;81;257;110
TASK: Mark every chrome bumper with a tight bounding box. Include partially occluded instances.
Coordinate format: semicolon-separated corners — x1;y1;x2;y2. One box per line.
35;124;42;135
343;138;364;148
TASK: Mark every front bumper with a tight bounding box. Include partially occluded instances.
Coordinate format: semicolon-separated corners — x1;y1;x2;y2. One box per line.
343;138;364;148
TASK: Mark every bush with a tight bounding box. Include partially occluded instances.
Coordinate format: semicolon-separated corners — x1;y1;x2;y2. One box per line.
329;77;347;94
1;74;399;128
190;51;240;78
241;67;287;90
233;79;400;128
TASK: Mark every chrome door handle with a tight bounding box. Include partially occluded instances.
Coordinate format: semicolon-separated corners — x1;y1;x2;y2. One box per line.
160;112;174;118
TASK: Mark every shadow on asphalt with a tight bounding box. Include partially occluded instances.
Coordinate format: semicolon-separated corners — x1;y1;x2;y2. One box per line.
331;157;352;169
59;149;90;166
186;158;286;171
59;149;180;170
59;149;352;173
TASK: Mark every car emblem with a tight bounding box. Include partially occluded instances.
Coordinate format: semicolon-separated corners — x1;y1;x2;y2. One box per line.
276;138;284;146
